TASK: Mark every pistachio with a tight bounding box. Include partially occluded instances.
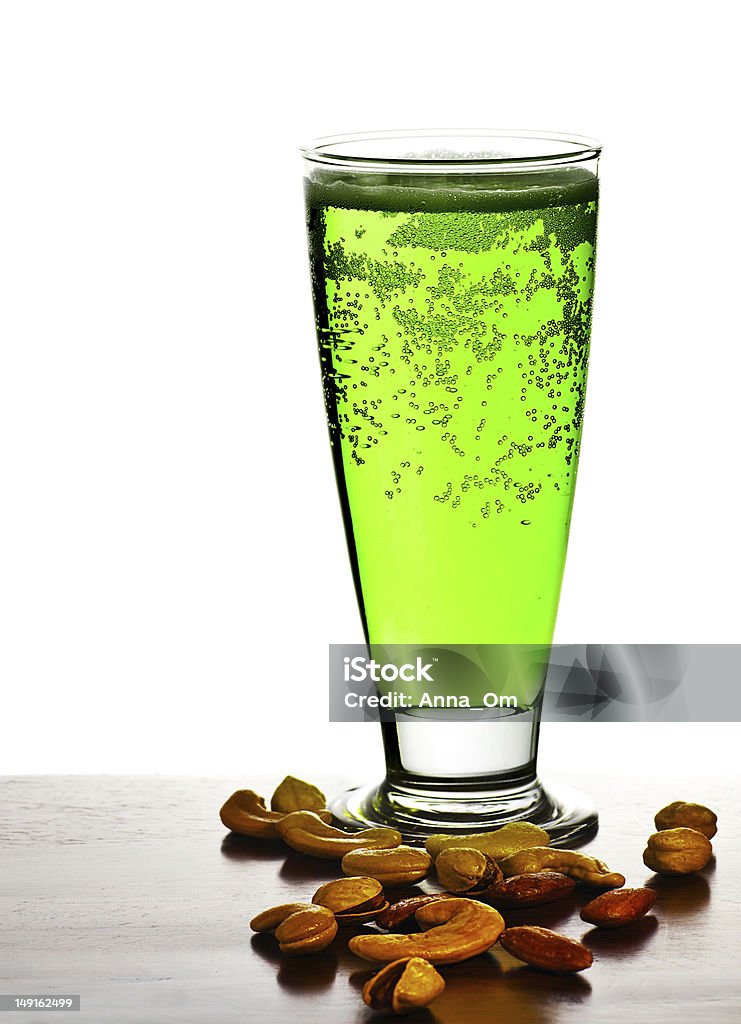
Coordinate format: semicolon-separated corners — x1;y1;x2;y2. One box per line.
435;847;503;897
643;827;713;875
271;775;327;815
341;846;432;887
362;957;446;1015
312;876;389;923
349;897;505;965
220;789;331;839
425;821;550;861
499;847;625;888
275;810;402;860
654;801;718;840
249;903;337;955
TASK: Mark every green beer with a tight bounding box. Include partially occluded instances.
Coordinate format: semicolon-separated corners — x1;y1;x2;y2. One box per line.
306;169;598;648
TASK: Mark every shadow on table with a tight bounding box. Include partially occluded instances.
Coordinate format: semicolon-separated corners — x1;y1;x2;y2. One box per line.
355;952;593;1020
645;872;711;916
279;852;344;883
220;832;288;862
582;913;659;953
250;933;339;990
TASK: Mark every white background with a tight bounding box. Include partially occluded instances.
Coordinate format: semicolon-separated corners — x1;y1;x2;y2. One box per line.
0;1;739;778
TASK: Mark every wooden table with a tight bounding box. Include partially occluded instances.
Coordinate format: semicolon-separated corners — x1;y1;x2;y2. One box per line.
1;775;738;1022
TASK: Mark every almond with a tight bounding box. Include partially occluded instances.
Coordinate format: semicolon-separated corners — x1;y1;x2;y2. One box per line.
488;871;575;908
580;887;657;929
500;926;593;974
375;894;454;931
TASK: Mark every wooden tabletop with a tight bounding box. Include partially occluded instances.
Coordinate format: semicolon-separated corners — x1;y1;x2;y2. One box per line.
0;774;738;1023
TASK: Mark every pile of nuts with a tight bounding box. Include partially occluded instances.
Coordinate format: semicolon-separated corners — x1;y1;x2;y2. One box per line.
222;779;718;1015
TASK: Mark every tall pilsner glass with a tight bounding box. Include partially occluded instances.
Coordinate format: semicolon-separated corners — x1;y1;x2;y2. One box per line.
303;131;601;843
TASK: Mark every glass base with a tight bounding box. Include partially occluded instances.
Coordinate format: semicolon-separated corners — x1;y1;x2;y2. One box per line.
330;776;598;848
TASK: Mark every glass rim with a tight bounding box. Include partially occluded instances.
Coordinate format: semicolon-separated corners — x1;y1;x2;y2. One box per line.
301;129;602;172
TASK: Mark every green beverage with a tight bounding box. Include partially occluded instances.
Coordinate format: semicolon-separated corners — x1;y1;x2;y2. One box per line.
306;169;598;648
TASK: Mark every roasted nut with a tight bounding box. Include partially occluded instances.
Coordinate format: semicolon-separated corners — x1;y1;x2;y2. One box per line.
580;887;657;929
220;790;332;839
362;957;445;1015
341;846;432;887
271;775;327;815
500;925;592;974
349;897;505;965
499;847;625;888
250;903;337;955
487;871;576;908
426;822;550;861
435;847;503;896
275;810;402;859
312;876;388;923
643;827;712;875
654;801;718;840
250;902;313;932
376;894;455;932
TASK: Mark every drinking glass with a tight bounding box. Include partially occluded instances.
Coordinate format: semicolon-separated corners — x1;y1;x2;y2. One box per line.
303;130;601;843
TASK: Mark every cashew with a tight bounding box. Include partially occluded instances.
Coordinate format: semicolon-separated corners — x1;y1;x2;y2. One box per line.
499;847;625;888
349;897;504;965
425;822;550;861
341;846;432;886
250;902;338;955
220;789;330;839
275;810;402;859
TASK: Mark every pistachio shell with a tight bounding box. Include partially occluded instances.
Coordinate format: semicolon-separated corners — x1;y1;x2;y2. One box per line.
312;876;388;923
435;847;502;895
363;956;446;1015
250;902;338;956
271;775;327;814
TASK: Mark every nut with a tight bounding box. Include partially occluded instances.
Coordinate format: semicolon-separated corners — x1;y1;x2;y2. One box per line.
362;957;445;1015
271;775;327;815
341;846;432;887
312;876;388;924
375;895;455;931
487;871;576;908
435;847;503;896
220;790;332;839
500;926;593;974
426;822;550;861
643;827;712;875
499;847;625;888
654;801;717;840
349;897;505;965
250;903;337;955
580;887;657;929
275;810;402;859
